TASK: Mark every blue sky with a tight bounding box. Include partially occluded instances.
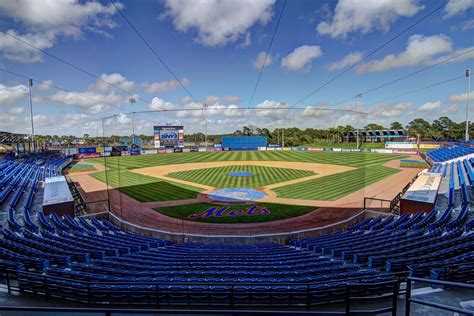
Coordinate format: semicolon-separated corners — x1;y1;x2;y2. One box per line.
0;0;473;136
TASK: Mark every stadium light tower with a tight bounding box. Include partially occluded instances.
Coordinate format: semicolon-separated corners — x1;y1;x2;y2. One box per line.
356;93;362;149
203;103;208;150
28;79;35;152
466;69;471;142
129;97;136;146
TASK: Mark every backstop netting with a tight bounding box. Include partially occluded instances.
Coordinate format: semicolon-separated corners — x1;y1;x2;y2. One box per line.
97;106;375;236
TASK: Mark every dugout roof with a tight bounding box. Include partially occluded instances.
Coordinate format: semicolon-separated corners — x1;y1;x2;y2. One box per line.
0;131;30;144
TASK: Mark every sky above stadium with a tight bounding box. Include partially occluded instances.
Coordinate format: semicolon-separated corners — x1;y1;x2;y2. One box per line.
0;0;473;136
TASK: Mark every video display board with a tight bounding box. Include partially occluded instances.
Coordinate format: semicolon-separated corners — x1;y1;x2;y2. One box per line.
154;126;184;148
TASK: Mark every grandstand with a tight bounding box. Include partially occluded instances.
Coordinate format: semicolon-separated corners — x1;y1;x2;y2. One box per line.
0;144;473;313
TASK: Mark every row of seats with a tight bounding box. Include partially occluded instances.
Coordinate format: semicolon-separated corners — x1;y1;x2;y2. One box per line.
427;145;474;163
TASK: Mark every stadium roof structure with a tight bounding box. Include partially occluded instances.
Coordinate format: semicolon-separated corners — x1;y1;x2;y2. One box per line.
0;131;30;144
343;130;406;138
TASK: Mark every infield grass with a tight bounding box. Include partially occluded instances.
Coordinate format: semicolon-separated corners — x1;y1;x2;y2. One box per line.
155;202;316;223
167;165;314;188
273;165;400;200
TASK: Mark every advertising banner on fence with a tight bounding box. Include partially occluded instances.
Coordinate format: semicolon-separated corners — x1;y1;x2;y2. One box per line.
183;148;191;153
77;153;100;159
372;149;394;154
267;147;275;151
141;149;157;155
258;147;267;151
393;149;418;155
101;152;111;157
95;147;104;153
121;151;130;156
385;142;415;149
78;147;96;154
198;147;207;152
158;149;166;154
419;144;440;149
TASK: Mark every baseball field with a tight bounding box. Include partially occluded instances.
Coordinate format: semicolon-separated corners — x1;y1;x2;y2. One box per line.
79;150;415;223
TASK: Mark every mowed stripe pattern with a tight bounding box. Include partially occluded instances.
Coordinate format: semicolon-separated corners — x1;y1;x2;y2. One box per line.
91;170;202;202
88;151;405;170
167;165;314;188
273;166;400;201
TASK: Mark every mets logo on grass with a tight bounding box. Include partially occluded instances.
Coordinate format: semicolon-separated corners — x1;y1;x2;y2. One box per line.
188;206;270;219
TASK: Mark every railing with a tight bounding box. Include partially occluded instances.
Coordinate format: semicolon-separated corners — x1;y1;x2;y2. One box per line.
363;197;393;213
405;277;474;316
4;269;403;313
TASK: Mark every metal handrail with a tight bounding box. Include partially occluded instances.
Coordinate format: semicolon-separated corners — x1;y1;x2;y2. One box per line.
405;276;474;316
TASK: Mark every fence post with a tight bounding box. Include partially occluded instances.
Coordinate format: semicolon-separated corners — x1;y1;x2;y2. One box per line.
87;283;91;306
392;281;399;316
405;279;412;316
43;276;49;300
345;284;351;315
6;271;11;293
306;284;310;310
156;284;159;309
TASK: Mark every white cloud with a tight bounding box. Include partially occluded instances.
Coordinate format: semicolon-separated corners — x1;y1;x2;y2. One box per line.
240;32;251;48
418;101;441;111
8;107;24;115
448;92;474;103
0;1;123;63
316;0;423;38
37;79;53;91
445;0;474;17
428;46;474;64
148;97;176;111
368;102;412;118
328;51;363;71
281;45;323;72
253;51;273;69
162;0;275;47
0;84;28;104
222;96;241;104
356;34;452;73
49;90;122;113
93;73;135;92
255;100;289;118
143;78;189;94
202;96;242;104
203;96;220;104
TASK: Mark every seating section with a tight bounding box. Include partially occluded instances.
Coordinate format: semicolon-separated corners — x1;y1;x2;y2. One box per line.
0;155;72;226
427;145;474;163
0;212;403;307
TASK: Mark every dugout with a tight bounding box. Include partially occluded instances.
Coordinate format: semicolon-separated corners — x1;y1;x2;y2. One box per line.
400;172;441;214
42;176;74;217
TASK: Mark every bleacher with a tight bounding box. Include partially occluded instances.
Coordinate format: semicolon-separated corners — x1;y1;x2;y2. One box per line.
0;155;72;225
426;145;474;163
0;153;473;310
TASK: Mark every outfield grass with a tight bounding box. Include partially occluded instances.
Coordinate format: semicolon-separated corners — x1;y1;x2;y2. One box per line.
88;151;406;170
273;165;400;200
90;170;202;202
155;202;316;223
167;165;314;188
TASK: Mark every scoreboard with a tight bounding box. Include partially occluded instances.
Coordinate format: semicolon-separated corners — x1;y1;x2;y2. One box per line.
154;126;184;148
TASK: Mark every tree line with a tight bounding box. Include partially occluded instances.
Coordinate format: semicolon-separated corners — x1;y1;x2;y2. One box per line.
38;116;474;147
